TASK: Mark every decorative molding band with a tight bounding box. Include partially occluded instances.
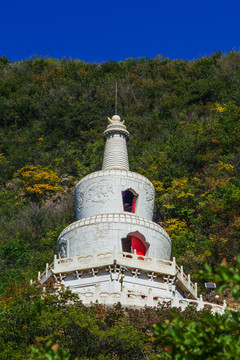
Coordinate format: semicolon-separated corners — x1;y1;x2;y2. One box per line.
57;213;171;244
103;120;130;140
75;170;155;191
103;128;130;139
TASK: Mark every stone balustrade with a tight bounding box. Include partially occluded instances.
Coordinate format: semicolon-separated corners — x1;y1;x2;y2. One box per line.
39;249;198;298
73;286;226;314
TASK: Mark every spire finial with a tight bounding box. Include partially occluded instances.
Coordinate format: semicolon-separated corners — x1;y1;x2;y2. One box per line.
115;82;117;115
102;112;130;171
107;115;124;124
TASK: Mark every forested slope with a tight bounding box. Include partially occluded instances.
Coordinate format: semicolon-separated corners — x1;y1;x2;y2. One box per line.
0;52;240;292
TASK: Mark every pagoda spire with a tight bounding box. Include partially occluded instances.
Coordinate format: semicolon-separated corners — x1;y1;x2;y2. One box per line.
102;115;130;171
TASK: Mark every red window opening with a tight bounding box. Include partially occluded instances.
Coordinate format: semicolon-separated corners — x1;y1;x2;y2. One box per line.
131;235;146;257
121;232;150;260
121;236;131;253
122;189;138;213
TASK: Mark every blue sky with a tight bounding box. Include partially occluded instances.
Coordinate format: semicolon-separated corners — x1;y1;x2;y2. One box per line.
1;0;240;62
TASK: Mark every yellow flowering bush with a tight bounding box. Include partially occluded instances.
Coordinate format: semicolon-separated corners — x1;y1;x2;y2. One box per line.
168;178;194;199
38;136;44;144
215;103;226;112
216;161;234;172
164;218;187;236
14;165;63;201
152;180;164;193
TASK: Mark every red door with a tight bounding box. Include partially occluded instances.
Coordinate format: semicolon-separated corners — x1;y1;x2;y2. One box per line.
131;236;146;259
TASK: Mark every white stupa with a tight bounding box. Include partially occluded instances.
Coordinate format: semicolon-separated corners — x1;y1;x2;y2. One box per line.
39;115;226;313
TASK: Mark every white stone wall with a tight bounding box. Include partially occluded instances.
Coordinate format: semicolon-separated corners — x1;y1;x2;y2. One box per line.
63;275;175;299
57;213;171;260
75;170;155;221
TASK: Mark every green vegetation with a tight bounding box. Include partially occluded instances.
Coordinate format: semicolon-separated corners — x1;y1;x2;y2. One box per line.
0;52;240;358
0;282;210;359
152;256;240;359
0;259;240;359
152;310;240;359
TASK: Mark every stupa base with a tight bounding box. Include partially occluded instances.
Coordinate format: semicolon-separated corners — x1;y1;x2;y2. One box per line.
39;250;226;314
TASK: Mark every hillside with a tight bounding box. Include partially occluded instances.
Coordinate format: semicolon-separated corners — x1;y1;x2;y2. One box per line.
0;52;240;294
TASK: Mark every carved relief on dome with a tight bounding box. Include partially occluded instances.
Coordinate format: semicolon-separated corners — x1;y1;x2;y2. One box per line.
75;227;112;255
58;238;68;259
83;181;114;204
144;184;155;211
76;181;114;211
76;189;84;213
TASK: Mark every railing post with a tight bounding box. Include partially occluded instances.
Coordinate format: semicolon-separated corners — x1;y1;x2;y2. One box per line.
223;300;227;309
121;287;127;306
148;288;153;307
73;252;77;266
171;293;180;308
133;249;137;262
195;282;198;296
95;285;99;303
46;263;49;277
54;255;57;271
188;274;191;287
197;294;204;310
38;271;41;281
152;255;157;268
172;257;176;272
180;266;183;280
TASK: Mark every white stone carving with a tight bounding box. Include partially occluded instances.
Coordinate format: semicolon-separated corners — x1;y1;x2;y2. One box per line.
76;190;84;214
58;238;68;259
147;272;157;281
86;183;113;204
73;270;83;279
89;268;99;277
131;268;141;278
144;184;155;217
53;273;66;282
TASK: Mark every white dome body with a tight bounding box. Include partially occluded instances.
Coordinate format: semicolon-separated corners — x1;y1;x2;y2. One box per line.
75;170;155;221
57;214;171;259
60;114;170;261
39;115;226;314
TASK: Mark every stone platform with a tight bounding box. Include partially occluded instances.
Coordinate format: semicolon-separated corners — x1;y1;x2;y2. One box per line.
39;249;226;314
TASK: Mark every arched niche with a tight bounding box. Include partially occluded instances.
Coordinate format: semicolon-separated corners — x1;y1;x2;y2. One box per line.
121;231;150;258
122;188;138;213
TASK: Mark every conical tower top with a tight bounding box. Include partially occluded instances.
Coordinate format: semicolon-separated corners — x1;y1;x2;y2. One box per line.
102;115;130;171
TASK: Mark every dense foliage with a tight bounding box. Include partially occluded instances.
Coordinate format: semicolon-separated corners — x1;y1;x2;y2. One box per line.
0;282;212;359
1;52;240;286
0;52;240;358
152;256;240;359
0;258;240;360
